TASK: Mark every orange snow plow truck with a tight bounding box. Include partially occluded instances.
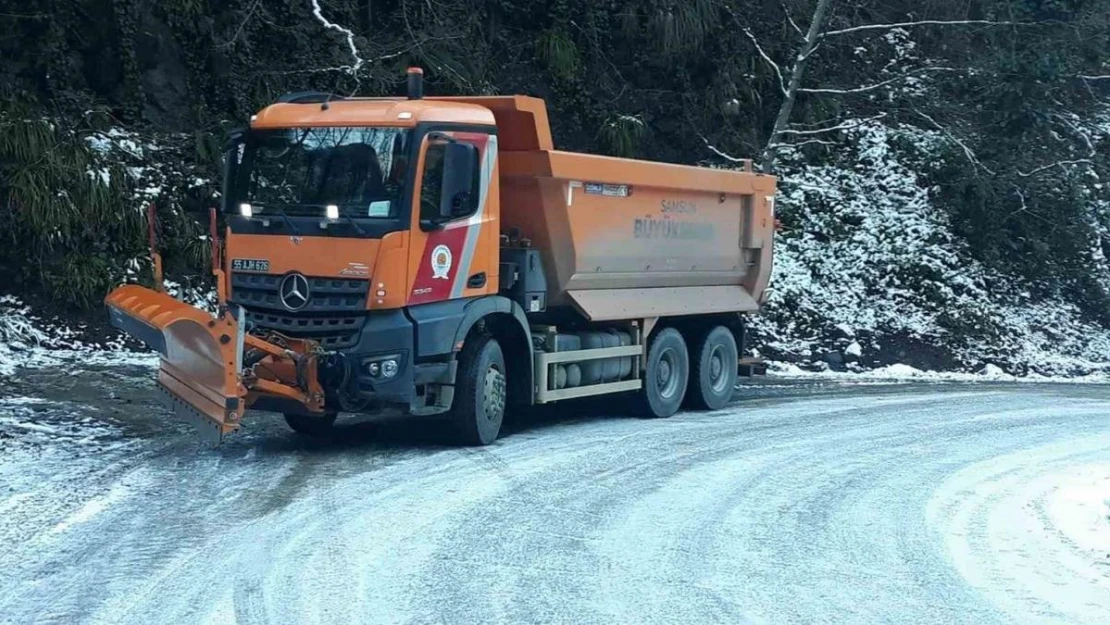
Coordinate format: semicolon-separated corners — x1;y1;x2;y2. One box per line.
105;68;777;445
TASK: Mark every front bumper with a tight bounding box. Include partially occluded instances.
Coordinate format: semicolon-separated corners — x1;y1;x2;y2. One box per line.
346;309;416;403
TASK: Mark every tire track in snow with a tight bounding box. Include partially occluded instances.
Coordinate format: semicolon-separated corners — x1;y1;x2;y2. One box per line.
927;433;1110;625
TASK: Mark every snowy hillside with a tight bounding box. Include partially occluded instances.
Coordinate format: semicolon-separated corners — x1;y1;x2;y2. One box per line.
752;120;1110;376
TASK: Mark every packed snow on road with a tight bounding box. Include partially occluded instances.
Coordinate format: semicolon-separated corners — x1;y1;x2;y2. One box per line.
2;361;1108;625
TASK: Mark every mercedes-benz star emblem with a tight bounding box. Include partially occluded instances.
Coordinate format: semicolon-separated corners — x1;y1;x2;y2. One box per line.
279;273;311;311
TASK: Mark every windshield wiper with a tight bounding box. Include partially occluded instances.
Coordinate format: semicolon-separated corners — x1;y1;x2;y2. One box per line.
248;202;301;235
336;209;368;236
300;202;369;236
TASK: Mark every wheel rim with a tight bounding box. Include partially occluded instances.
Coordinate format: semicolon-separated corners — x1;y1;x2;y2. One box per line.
483;365;506;422
656;347;681;399
708;345;730;394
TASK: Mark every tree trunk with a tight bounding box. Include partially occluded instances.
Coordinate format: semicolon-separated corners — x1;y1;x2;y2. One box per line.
760;0;834;173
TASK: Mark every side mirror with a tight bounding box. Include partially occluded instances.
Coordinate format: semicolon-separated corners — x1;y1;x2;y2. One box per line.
224;126;246;152
438;142;478;219
221;131;246;214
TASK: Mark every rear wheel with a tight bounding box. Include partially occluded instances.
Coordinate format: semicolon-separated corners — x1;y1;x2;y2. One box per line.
638;327;689;418
450;334;507;446
283;412;337;437
686;325;738;411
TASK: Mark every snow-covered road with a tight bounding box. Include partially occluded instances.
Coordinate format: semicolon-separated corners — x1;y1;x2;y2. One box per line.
1;369;1108;624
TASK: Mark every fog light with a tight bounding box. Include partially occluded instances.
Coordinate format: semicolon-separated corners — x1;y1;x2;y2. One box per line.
326;204;339;220
239;203;253;217
381;359;399;378
367;362;380;376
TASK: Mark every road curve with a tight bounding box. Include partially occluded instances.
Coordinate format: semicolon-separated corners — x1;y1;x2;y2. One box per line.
1;370;1109;625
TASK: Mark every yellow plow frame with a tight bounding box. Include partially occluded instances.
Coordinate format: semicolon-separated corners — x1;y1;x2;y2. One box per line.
106;206;328;443
105;286;326;444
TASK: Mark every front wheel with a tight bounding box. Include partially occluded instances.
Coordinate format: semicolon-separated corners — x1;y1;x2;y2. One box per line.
450;334;507;446
284;412;337;437
638;327;689;418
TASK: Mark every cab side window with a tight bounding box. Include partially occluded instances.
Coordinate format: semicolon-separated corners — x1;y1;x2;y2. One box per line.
418;137;481;222
419;142;447;221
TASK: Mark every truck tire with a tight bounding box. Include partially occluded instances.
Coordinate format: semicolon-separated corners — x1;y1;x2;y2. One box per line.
451;334;507;446
284;412;337;437
686;325;738;411
638;327;689;418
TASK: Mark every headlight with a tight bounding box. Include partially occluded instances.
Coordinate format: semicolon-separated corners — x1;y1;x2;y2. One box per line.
239;203;253;217
325;204;339;220
381;359;399;378
363;355;402;379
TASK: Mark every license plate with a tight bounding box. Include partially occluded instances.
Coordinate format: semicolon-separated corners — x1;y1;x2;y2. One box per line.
231;259;270;273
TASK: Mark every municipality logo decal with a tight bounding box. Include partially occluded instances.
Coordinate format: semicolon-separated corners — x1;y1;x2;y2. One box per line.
431;245;452;280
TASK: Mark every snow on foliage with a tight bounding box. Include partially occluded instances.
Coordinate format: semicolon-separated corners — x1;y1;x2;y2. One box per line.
753;120;1110;376
0;296;155;377
84;126;213;213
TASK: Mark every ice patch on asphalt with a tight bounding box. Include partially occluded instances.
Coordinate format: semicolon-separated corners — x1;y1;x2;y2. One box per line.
0;396;125;448
50;478;137;535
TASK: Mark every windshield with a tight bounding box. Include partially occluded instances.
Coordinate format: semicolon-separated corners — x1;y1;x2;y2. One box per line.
237;127;411;218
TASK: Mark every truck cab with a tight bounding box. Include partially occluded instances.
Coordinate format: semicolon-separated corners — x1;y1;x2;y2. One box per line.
220;73;547;432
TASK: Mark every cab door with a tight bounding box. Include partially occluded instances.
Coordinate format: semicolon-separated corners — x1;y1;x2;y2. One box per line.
405;129;499;306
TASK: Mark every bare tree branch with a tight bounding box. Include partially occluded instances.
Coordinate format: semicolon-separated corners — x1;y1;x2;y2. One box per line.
219;0;264;49
913;109;997;176
1052;113;1098;157
771;138;839;150
799;66;962;95
702;136;752;165
740;26;787;95
1016;159;1093;178
0;12;48;19
799;40;825;62
777;113;888;136
310;0;365;76
1080;75;1110;81
780;1;806;39
788;114;849;129
914;110;1094;179
822;19;1030;38
255;40;431;77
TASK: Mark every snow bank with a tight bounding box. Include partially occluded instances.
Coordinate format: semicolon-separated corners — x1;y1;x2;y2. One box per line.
765;360;1110;384
0;295;155;377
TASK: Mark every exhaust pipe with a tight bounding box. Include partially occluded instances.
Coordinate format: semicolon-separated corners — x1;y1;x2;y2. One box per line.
407;67;424;100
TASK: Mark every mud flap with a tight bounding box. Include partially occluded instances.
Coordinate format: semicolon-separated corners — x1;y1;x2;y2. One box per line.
105;285;247;441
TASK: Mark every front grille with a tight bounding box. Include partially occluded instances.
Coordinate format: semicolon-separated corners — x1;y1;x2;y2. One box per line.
231;272;370;349
230;273;368;312
244;310;365;349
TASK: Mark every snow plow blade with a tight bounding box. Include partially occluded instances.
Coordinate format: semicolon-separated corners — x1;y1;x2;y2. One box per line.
105;285;248;442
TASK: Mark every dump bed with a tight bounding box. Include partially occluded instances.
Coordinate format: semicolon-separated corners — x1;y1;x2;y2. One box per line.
498;151;775;321
427;96;777;322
